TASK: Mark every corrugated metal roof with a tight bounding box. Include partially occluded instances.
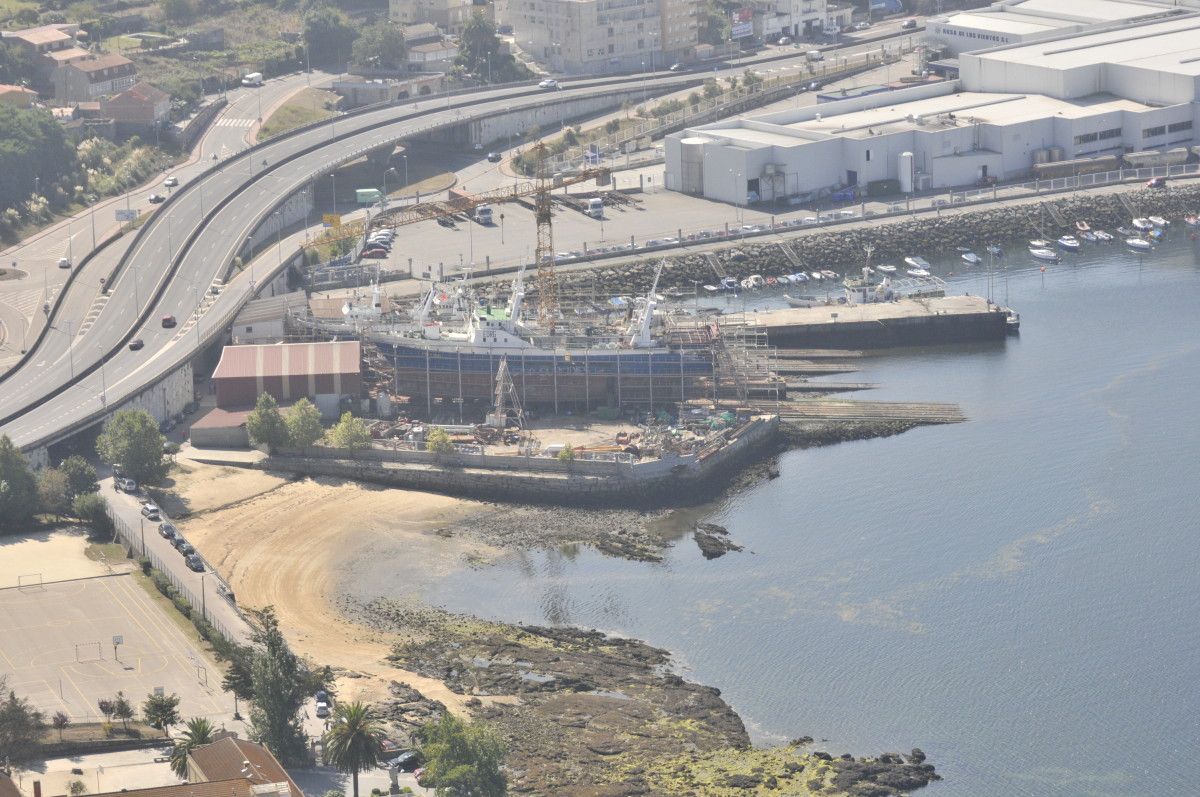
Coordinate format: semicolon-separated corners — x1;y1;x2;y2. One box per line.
212;341;360;381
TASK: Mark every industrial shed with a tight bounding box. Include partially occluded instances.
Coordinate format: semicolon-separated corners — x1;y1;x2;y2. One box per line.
211;341;362;418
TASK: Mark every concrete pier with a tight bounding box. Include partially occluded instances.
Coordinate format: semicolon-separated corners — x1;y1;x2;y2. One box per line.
732;296;1010;348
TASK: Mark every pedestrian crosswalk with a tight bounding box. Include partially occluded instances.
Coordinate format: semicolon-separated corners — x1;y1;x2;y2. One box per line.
213;117;255;128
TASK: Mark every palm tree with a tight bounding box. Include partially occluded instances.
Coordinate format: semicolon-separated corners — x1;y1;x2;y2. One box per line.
322;702;386;797
169;717;214;778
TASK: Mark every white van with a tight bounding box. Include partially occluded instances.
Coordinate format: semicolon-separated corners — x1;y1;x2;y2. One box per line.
806;50;824;62
241;72;263;87
586;198;603;218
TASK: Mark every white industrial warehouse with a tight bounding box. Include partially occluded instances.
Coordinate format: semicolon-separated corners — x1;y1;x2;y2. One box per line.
664;16;1200;205
926;0;1192;55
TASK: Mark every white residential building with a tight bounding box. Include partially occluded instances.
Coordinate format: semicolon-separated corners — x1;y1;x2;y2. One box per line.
507;0;697;74
390;0;493;36
664;16;1200;203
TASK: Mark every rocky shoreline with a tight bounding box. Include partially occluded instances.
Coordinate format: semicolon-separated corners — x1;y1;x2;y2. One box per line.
543;184;1200;295
345;597;941;797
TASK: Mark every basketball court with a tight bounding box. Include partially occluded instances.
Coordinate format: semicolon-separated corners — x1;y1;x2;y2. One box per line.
0;573;231;723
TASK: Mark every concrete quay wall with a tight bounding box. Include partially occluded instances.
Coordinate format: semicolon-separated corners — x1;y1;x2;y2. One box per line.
263;416;779;506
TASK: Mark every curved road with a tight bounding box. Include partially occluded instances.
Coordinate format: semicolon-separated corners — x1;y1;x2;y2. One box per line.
1;31;923;451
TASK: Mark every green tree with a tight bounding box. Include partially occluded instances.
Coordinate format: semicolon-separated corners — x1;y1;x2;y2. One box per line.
247;607;310;763
161;0;195;20
95;409;166;484
170;717;214;777
556;444;575;462
322;702;386;797
0;686;45;763
425;427;453;455
221;645;256;719
142;692;181;737
743;68;763;88
60;455;99;498
72;492;112;535
415;713;507;797
0;435;38;533
97;697;115;722
247;392;290;451
351;21;406;71
52;710;70;742
0;41;34;86
284;398;324;449
303;4;359;67
327;412;370;450
703;77;721;99
0;105;76;215
112;691;133;732
37;467;71;519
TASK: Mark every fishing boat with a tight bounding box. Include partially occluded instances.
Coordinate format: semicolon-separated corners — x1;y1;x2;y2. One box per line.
961;252;982;265
1148;215;1169;228
1093;230;1114;242
741;275;765;290
784;294;822;308
986;245;1004;257
903;256;931;270
1029;239;1053;248
1057;235;1081;251
1029;247;1060;262
791;272;810;282
720;277;739;291
1116;226;1136;237
906;267;930;277
1006;310;1021;333
1076;221;1090;232
820;269;839;280
1126;237;1153;251
810;271;823;281
876;264;897;274
1132;218;1155;231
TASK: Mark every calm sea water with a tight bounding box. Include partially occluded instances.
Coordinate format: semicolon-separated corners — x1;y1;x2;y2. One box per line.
365;233;1200;796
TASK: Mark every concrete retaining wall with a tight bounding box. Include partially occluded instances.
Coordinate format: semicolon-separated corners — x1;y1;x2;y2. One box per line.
264;416;778;506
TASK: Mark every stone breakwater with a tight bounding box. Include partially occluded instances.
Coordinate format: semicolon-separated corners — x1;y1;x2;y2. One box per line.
547;185;1200;295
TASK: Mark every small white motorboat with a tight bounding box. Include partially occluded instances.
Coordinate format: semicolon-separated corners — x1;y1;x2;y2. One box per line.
904;256;931;270
1132;218;1155;231
1029;238;1053;248
876;264;897;274
820;269;839;280
906;268;931;277
784;294;821;308
986;245;1004;257
1057;235;1081;251
1029;247;1060;262
741;274;765;290
1126;238;1153;251
1148;215;1169;228
720;277;739;290
1093;230;1114;242
810;271;823;281
961;252;982;265
792;272;810;282
703;284;720;293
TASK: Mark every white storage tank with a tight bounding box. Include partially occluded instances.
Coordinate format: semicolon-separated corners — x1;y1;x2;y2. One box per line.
680;137;708;195
1048;146;1065;162
898;151;915;194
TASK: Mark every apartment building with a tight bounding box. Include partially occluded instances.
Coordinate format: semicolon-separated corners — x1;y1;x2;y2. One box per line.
509;0;695;74
52;52;137;105
390;0;493;35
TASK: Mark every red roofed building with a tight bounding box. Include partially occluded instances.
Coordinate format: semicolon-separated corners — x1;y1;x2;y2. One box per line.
211;340;361;416
101;81;170;135
53;51;137;104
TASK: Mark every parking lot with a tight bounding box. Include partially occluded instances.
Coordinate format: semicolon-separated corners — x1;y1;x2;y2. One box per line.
0;573;233;723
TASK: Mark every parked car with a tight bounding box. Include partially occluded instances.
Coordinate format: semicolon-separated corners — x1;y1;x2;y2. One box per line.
164;176;179;187
386;751;421;772
901;18;918;29
185;554;204;572
1146;176;1168;189
538;78;558;89
315;700;330;718
128;338;144;351
854;21;870;30
161;315;176;328
158;522;177;539
487;151;503;162
360;248;388;259
148;193;165;204
174;540;195;556
140;503;160;520
777;36;793;46
117;477;138;493
58;257;72;269
668;62;686;72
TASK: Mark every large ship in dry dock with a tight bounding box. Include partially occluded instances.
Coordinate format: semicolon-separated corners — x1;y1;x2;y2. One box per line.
348;264;782;414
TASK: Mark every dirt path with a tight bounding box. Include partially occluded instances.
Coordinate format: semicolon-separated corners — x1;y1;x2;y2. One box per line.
179;473;502;712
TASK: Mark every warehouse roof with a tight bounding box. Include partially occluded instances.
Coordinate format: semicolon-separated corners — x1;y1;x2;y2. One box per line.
1009;0;1176;23
212;341;361;381
976;15;1200;74
938;11;1065;36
